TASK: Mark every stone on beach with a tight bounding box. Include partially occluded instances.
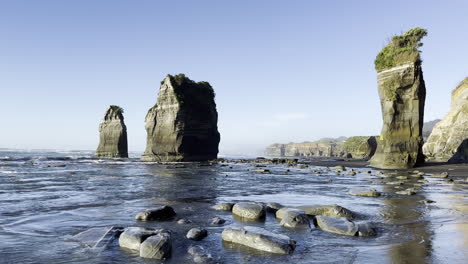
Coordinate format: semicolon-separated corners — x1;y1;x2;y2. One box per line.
118;227;161;251
221;226;296;254
139;232;172;259
349;188;381;197
135;205;176;221
232;202;265;220
211;203;234;211
211;216;226;225
275;207;305;220
266;202;284;213
279;209;311;229
186;228;208;241
296;204;354;219
315;216;358;236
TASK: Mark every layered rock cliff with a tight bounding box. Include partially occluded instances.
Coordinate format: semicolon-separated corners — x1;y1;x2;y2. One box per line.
142;74;220;162
370;28;427;169
95;105;128;158
423;78;468;162
264;136;377;160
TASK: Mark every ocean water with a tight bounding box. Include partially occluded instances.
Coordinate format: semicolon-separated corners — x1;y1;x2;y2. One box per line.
0;150;467;264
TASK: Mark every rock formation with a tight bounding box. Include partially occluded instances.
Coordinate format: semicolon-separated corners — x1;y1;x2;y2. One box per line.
264;136;377;160
142;74;220;162
422;119;441;140
95;105;128;158
370;28;427;169
423;77;468;162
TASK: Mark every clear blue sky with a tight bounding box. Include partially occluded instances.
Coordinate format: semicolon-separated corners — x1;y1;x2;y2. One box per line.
0;0;467;155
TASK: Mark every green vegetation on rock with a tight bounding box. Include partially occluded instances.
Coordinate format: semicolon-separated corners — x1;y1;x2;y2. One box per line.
374;27;427;72
167;74;216;107
109;105;124;114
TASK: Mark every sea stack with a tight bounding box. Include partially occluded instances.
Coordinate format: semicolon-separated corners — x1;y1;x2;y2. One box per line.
423;77;468;162
95;105;128;158
142;74;220;162
370;28;427;169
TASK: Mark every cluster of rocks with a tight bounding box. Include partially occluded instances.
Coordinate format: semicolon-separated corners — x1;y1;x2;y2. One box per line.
95;74;220;162
264;136;377;160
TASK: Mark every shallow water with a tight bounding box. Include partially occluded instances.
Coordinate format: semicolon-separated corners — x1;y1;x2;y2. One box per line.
0;151;467;263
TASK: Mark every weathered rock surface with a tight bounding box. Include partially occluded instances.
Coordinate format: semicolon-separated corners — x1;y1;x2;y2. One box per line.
221;226;296;254
275;207;305;220
342;136;378;160
265;136;377;160
118;227;161;251
186;228;208;241
211;203;234;211
316;216;358;236
95;105;128;158
370;28;427;169
135;205;176;221
349;188;381;197
232;202;265;220
423;78;468;162
279;209;311;229
139;232;172;259
141;74;220;162
296;204;354;219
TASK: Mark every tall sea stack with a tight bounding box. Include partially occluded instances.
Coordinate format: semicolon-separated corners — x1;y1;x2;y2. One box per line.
142;74;220;162
423;77;468;162
370;28;427;169
95;105;128;158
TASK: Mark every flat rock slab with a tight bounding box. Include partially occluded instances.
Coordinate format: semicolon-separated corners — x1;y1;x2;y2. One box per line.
232;202;265;220
222;226;296;254
139;232;172;259
280;209;311;229
118;227;161;251
135;205;176;221
316;216;358;236
296;204;354;219
349;188;381;197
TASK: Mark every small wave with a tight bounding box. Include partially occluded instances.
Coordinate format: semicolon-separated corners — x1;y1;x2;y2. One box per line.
0;170;18;174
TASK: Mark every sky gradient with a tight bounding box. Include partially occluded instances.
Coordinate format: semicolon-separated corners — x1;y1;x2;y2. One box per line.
1;0;467;155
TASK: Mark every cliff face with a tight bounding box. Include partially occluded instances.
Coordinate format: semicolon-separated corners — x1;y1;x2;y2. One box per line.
264;136;377;160
142;74;220;162
370;28;427;169
423;78;468;162
95;105;128;158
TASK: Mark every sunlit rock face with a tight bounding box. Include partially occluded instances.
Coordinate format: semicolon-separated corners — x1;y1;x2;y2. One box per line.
142;74;220;162
370;28;427;169
423;78;468;162
95;105;128;158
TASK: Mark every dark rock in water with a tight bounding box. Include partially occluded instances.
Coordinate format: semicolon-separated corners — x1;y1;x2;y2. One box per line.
221;226;296;254
135;205;176;221
370;28;427;169
141;74;220;162
186;228;208;241
266;202;283;213
188;245;213;263
210;216;226;225
118;227;161;251
279;209;311;229
139;231;172;259
95;105;128;158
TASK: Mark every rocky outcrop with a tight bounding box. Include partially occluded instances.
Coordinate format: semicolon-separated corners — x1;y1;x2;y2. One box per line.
142;74;220;162
95;105;128;158
423;119;441;140
370;28;427;169
423;78;468;162
342;136;377;159
265;136;377;160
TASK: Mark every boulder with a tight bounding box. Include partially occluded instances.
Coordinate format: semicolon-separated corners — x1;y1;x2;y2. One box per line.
95;105;128;158
279;209;311;229
210;216;226;225
139;232;172;259
370;28;427;169
118;227;161;251
315;216;358;236
135;205;176;221
221;226;296;254
141;74;220;162
296;204;354;219
275;208;305;220
266;202;283;213
423;78;468;162
356;222;377;237
232;202;265;220
211;203;234;211
186;228;208;241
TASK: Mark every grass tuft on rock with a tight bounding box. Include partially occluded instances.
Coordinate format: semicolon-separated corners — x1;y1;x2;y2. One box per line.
166;74;216;108
374;27;427;72
109;105;124;114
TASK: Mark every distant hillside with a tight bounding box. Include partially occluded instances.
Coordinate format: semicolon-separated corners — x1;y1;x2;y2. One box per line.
423;119;441;139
